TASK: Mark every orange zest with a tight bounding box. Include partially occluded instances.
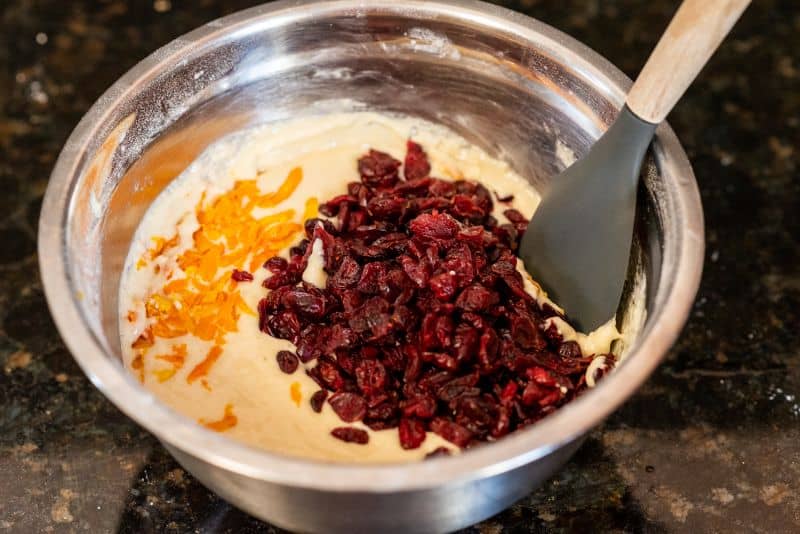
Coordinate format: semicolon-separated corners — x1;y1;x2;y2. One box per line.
290;381;302;406
149;234;180;259
131;354;144;383
303;196;319;221
153;344;187;383
187;345;223;384
138;167;307;348
131;166;316;386
137;235;179;270
153;368;178;383
201;403;237;432
132;328;154;349
255;166;302;207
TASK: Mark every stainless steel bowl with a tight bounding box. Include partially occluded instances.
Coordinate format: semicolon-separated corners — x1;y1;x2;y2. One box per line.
38;1;704;532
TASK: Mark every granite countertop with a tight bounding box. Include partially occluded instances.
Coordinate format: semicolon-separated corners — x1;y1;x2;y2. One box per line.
1;0;798;532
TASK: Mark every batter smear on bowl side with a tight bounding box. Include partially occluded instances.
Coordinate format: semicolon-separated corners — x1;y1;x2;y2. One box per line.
119;112;620;463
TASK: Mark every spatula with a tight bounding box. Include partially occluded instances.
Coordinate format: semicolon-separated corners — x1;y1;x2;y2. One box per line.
519;0;751;331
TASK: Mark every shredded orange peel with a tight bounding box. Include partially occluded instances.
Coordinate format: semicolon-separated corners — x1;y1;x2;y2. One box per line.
201;403;238;432
290;381;303;407
130;166;318;386
153;343;187;383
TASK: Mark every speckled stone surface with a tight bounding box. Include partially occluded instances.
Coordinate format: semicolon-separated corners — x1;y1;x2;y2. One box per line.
1;0;798;532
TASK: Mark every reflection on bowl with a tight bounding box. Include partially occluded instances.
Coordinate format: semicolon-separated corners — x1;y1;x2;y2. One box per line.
39;1;703;532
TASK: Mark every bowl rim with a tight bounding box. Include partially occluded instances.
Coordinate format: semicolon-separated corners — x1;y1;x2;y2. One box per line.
38;0;704;492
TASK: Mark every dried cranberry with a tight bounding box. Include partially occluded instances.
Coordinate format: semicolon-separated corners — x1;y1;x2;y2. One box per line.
409;212;460;240
325;324;356;353
340;290;363;314
473;183;493;213
424;351;458;371
455;283;498;312
494;224;519;251
409;196;451;213
436;373;479;404
499;381;518;404
491;405;511;438
348;297;393;340
494;191;514;203
371;233;408;256
364;419;398;431
511;315;546;350
421;313;441;350
320;194;357;217
310;390;328;412
418;369;454;392
453;325;479;363
264;310;301;341
428;272;458;300
490;260;530;300
434;315;454;348
455;395;497;433
521;382;545;406
256;144;612;450
282;287;327;319
478;329;499;368
231;269;254;282
442;244;475;285
395;177;433;195
399;418;427;449
503;208;527;225
331;427;369;444
366;398;398;420
295;326;324;363
262;269;301;290
524;365;546;382
264;257;288;273
290;239;311;259
430;417;473;447
558;341;583;359
400;255;431;288
348;181;369;201
357;262;388;294
318;359;346;391
425;447;452;459
304;218;337;238
402;394;437;419
451;194;487;222
391;304;417;330
403;344;423;382
355;359;388;397
368;196;406;219
429;179;456;198
404;140;431;180
276;350;299;374
328;392;367;422
358;150;401;188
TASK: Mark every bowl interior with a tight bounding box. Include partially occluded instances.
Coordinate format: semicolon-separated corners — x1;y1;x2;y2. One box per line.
44;0;700;482
86;5;649;360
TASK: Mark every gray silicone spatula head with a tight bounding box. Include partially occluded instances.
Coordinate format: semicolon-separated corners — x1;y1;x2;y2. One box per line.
519;107;656;331
518;0;750;331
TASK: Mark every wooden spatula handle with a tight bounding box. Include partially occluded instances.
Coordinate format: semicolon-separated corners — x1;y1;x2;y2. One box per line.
626;0;750;124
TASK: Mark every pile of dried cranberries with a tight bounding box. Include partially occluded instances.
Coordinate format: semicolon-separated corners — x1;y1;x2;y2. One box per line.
258;141;613;451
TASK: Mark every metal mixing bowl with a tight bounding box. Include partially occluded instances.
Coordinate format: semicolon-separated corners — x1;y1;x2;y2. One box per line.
38;1;704;532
